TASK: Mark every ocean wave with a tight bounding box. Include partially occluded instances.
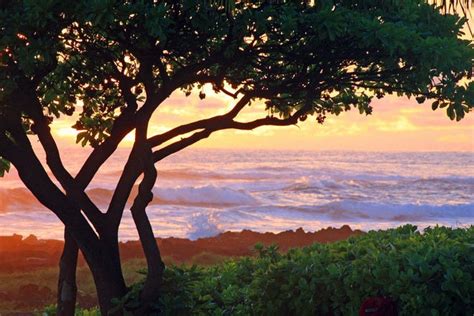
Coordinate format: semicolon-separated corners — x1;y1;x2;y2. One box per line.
287;201;474;221
88;185;259;207
105;167;296;182
151;185;258;207
0;188;41;212
187;212;223;240
410;176;474;185
1;184;259;212
105;169;229;180
284;175;474;193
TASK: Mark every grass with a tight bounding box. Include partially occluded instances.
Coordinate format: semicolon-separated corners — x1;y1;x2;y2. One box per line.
0;253;234;314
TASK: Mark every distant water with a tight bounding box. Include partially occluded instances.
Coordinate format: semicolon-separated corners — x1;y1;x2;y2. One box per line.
0;149;473;240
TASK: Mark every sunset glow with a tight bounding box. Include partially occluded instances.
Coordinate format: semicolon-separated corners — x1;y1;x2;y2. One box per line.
51;90;474;152
2;1;474;313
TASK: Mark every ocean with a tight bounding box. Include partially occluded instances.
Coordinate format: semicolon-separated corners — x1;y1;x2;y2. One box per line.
0;148;473;240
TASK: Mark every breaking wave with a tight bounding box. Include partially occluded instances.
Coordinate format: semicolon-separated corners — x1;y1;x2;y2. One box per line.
0;188;42;212
151;185;258;207
0;185;259;212
320;201;474;221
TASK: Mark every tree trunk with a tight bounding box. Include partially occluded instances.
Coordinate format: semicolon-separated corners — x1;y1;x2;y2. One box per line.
57;229;79;316
56;229;128;316
131;207;165;306
129;149;165;312
55;229;128;316
88;234;128;316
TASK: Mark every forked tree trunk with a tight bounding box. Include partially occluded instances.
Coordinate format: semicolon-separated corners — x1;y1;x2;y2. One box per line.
57;229;79;316
57;206;166;315
58;220;165;315
56;230;128;316
6;144;126;314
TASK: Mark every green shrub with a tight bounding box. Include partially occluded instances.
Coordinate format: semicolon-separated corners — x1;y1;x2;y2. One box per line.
157;225;473;316
40;304;100;316
45;225;474;315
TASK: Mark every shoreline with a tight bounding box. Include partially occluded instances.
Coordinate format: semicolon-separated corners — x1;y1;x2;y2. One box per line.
0;225;363;273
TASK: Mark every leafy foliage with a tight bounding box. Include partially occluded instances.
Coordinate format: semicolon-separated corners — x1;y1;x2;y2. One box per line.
1;0;472;148
0;0;472;184
40;305;100;316
94;225;473;316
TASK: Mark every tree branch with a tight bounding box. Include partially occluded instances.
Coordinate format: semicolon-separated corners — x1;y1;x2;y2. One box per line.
0;132;101;254
106;147;142;229
148;93;253;148
152;129;213;162
74;117;135;188
76;71;225;230
152;104;309;162
105;96;159;229
73;34;243;191
33;122;104;221
20;90;105;229
104;93;254;230
74;67;158;189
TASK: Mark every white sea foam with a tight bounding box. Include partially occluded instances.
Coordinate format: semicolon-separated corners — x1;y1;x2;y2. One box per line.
187;212;223;240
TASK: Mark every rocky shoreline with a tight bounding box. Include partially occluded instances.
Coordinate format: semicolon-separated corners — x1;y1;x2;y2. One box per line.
0;225;362;272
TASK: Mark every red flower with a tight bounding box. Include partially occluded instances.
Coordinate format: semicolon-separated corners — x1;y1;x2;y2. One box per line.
359;296;397;316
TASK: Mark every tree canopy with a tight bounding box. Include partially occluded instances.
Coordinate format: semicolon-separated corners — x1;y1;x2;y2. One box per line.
1;1;472;156
0;0;473;313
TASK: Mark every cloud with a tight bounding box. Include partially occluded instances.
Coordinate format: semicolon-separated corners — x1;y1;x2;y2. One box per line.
373;116;419;132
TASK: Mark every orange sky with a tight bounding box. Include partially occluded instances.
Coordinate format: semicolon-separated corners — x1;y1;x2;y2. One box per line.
51;85;474;152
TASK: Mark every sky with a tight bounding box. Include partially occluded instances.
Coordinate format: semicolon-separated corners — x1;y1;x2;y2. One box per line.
51;84;474;152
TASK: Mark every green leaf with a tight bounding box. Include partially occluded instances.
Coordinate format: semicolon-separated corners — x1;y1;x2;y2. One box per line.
447;106;456;120
415;96;426;104
0;157;10;177
76;131;89;147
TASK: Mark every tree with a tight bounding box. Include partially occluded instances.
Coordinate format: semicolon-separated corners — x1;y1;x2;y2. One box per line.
430;0;473;36
213;1;474;35
0;0;473;314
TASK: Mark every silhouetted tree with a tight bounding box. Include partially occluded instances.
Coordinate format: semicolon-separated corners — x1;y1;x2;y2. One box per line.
0;1;472;314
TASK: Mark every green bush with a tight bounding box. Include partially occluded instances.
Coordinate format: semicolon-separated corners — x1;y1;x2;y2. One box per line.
45;225;474;316
40;305;100;316
157;225;473;316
